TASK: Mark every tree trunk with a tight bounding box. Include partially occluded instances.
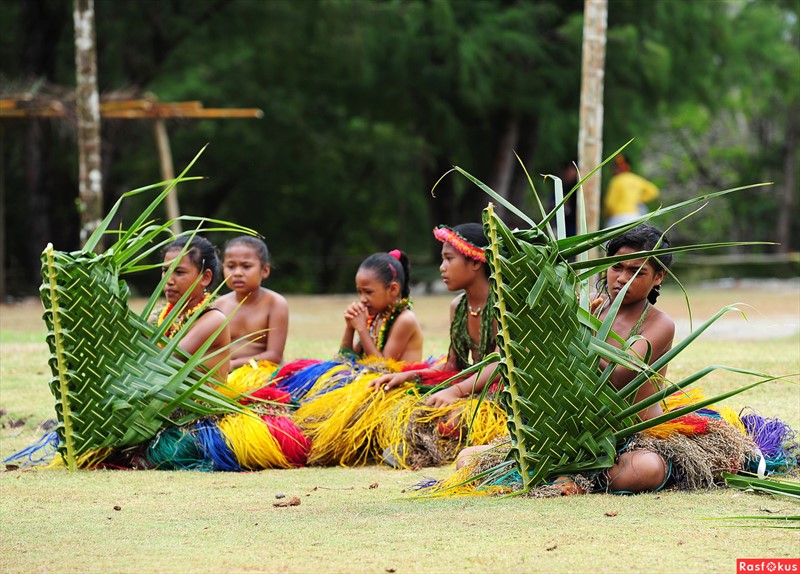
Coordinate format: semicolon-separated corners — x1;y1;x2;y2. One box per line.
74;0;103;247
776;100;797;253
577;0;607;239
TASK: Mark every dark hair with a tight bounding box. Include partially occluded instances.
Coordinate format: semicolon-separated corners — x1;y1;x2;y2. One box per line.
164;235;221;287
224;236;270;266
602;223;672;304
452;222;490;277
359;251;411;299
452;223;488;249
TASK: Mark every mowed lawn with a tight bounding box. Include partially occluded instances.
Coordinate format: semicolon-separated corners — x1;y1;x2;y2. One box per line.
1;283;798;574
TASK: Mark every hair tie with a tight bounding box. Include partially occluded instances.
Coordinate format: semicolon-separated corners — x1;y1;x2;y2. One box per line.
388;249;402;261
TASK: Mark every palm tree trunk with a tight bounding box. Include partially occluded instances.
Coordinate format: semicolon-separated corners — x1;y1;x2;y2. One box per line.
74;0;103;248
577;0;607;240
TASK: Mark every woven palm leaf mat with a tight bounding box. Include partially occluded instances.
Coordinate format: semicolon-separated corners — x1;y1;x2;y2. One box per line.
40;245;243;469
484;208;635;488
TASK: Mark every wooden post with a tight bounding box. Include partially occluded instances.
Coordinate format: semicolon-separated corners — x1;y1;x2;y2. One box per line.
73;0;103;247
577;0;608;238
154;118;182;234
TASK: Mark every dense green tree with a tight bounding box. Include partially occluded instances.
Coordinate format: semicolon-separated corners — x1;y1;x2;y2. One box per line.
1;0;797;296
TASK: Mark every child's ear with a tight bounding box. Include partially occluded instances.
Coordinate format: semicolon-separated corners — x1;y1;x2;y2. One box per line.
389;281;401;298
262;264;271;280
200;268;214;289
653;269;666;286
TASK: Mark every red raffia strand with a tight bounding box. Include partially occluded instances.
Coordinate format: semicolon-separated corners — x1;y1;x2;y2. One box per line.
263;415;312;467
244;384;291;405
433;226;486;263
272;359;321;382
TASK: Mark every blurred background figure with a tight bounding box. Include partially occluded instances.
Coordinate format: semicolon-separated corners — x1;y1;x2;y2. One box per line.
603;155;660;228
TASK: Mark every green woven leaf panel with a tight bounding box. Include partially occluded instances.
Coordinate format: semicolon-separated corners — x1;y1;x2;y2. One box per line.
39;246;208;461
484;207;631;488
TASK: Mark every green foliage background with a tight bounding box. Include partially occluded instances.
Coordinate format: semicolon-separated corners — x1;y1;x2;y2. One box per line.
1;0;797;294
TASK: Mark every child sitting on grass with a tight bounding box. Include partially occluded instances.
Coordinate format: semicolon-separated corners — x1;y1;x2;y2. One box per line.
216;236;289;369
371;224;500;406
457;224;675;493
159;236;231;381
339;250;423;363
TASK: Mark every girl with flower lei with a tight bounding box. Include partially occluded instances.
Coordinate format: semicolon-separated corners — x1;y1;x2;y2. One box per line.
371;224;500;407
340;250;423;363
158;236;231;381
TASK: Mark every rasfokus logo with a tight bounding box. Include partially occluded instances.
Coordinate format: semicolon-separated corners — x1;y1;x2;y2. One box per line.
737;559;800;572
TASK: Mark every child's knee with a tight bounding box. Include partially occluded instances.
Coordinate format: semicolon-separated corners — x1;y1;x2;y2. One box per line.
455;445;490;470
633;451;667;490
607;450;667;493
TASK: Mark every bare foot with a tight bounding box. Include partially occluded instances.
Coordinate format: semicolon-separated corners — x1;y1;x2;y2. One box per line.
553;476;587;496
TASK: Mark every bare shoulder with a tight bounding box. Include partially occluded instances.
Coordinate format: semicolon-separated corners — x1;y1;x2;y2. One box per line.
264;288;288;309
215;292;237;313
449;294;464;311
395;308;420;328
196;307;227;332
642;305;675;340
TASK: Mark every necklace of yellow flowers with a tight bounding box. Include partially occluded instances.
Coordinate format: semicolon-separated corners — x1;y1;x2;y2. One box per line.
157;292;213;339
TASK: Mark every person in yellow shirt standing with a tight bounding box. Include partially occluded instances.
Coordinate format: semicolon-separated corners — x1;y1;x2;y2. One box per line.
603;155;660;228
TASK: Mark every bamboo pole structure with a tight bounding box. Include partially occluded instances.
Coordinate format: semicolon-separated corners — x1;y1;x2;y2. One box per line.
577;0;608;239
154;119;181;234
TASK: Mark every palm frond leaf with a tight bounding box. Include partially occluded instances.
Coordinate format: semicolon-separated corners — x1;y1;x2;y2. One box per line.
459;164;785;494
41;161;258;470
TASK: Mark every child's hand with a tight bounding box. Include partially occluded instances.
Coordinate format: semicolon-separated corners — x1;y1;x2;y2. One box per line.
426;385;464;408
344;302;368;328
590;297;605;315
369;371;413;391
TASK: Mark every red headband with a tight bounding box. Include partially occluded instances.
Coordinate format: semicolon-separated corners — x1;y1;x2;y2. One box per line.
433;226;486;263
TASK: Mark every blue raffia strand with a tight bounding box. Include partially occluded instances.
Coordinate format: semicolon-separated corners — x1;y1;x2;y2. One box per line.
695;408;722;419
145;427;211;471
3;430;59;466
740;407;799;474
411;478;441;491
194;420;241;472
277;361;348;401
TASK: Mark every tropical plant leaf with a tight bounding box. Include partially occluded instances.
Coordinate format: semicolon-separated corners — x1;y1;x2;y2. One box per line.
40;154;261;470
723;472;800;499
446;153;786;494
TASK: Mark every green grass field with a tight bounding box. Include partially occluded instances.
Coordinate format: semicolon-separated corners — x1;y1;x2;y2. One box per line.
1;284;798;574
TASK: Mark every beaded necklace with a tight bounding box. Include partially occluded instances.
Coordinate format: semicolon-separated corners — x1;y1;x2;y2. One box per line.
450;292;495;370
365;297;411;352
157;292;213;339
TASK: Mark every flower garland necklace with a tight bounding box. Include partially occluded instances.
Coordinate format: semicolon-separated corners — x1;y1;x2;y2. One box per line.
366;297;411;351
157;292;213;339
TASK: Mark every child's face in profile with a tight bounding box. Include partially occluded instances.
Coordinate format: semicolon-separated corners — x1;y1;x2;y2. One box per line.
162;249;206;305
355;268;399;315
439;242;481;292
223;244;269;295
